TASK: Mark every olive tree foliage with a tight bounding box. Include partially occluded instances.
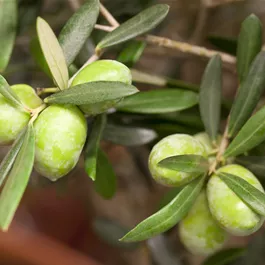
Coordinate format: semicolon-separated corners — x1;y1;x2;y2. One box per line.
1;0;265;263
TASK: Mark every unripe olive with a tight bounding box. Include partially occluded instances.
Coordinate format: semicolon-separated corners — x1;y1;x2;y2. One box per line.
70;60;132;115
179;190;227;256
207;164;265;236
194;132;213;155
148;134;206;186
0;84;42;145
34;105;87;181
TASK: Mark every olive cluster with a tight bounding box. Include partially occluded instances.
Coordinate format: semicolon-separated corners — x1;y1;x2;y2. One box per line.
0;60;131;181
149;133;265;256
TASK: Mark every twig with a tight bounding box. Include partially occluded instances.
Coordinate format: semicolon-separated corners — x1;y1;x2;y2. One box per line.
100;3;119;28
37;87;59;96
94;24;115;32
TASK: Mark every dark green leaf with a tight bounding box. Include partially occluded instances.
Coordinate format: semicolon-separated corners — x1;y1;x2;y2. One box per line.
236;156;265;178
85;115;106;181
58;0;99;66
117;89;198;114
117;40;146;67
30;37;52;78
0;0;17;72
44;81;138;105
94;149;117;199
97;4;169;50
158;155;208;173
237;14;262;82
199;55;222;141
37;17;69;90
157;187;182;210
228;51;265;137
103;123;157;146
207;35;237;55
93;217;138;249
0;128;26;188
120;174;205;242
0;75;26;111
203;248;246;265
218;172;265;216
0;124;35;231
225;106;265;158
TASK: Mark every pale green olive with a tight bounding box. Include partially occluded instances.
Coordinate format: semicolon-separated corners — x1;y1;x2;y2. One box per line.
0;84;42;145
34;105;87;181
207;164;265;236
70;60;132;115
148;134;206;187
179;190;227;256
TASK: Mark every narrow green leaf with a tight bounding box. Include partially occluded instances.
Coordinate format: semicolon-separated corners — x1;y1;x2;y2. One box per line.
0;128;26;188
85;115;106;181
225;106;265;158
237;14;262;82
117;89;198;114
157;187;182;210
203;248;246;265
228;51;265;137
117;40;146;67
94;149;117;199
158;155;208;173
199;55;222;141
36;17;69;90
93;218;138;249
0;0;17;72
58;0;99;66
44;81;138;105
103;123;157;146
0;124;35;231
236;156;265;178
120;174;205;242
0;75;25;111
207;35;237;56
97;4;169;50
218;172;265;216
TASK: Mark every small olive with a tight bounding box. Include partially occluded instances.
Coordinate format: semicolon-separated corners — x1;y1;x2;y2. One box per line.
207;164;265;236
179;190;227;256
70;60;132;115
0;84;42;145
148;134;206;186
34;105;87;181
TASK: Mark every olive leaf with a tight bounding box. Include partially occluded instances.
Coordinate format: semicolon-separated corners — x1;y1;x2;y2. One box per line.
44;81;138;105
218;172;265;216
0;75;26;112
157;187;182;210
203;248;246;265
0;124;35;231
37;17;69;90
58;0;99;66
207;35;237;56
237;14;262;82
199;55;222;141
117;40;146;68
103;123;157;146
0;128;26;188
93;217;138;249
228;51;265;137
117;89;198;114
85;114;106;181
225;106;265;158
236;156;265;178
158;155;209;173
94;149;117;199
96;4;169;50
120;174;205;242
0;0;17;72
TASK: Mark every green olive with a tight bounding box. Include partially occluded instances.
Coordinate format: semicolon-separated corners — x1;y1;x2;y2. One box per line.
207;164;265;236
34;105;87;181
70;60;132;115
148;134;206;186
179;190;227;256
0;84;42;145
